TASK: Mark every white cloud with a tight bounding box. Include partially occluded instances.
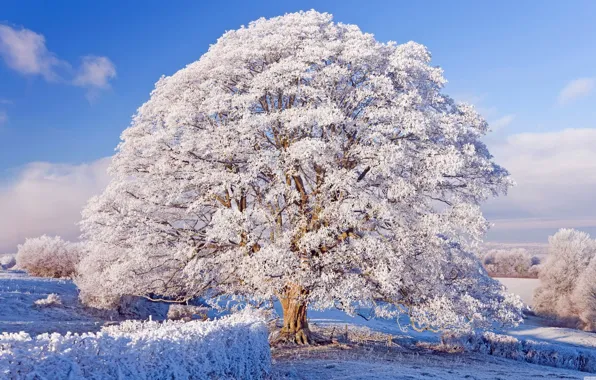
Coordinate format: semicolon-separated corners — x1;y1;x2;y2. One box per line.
73;56;117;101
558;77;595;105
0;98;13;105
489;114;515;131
0;158;111;253
0;110;7;125
73;56;116;89
0;24;116;97
0;25;66;81
483;128;596;236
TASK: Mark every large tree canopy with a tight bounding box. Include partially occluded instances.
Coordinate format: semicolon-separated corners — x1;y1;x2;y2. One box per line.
77;11;522;342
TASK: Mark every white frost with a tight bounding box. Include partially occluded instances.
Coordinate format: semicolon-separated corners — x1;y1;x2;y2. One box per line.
0;309;271;380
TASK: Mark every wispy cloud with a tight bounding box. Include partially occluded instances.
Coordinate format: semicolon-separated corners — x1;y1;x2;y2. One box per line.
0;24;66;81
483;128;596;235
73;56;117;101
73;56;116;89
0;158;111;252
0;98;13;105
0;110;7;126
489;114;515;132
0;24;116;99
558;77;595;105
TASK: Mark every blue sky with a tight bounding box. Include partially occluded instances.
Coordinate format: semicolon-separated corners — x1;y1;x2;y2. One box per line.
0;1;595;250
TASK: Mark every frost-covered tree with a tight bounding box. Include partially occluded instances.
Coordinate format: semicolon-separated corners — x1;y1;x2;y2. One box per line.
482;248;539;278
78;11;522;343
534;229;596;327
572;256;596;331
16;235;82;278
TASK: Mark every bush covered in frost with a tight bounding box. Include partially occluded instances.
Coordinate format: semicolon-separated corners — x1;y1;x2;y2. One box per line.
34;293;62;307
0;254;16;270
15;235;83;278
446;331;596;373
0;309;271;379
167;304;209;321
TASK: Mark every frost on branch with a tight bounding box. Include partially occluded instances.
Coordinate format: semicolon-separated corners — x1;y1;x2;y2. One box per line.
78;10;522;334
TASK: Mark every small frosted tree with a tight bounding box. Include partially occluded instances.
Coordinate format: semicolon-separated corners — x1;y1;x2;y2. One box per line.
572;257;596;331
79;11;522;343
16;235;82;278
534;229;596;325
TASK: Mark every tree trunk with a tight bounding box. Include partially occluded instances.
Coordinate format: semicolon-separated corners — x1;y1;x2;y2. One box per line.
278;284;311;344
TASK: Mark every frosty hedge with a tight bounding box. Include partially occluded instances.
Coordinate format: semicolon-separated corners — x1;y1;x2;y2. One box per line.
0;311;271;379
447;331;596;373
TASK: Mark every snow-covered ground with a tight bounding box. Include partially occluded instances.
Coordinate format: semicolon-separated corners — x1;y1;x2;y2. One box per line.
272;348;589;379
508;315;596;349
492;277;596;350
2;269;596;379
0;270;104;335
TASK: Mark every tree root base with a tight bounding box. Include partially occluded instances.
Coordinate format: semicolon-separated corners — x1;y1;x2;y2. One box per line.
271;328;331;346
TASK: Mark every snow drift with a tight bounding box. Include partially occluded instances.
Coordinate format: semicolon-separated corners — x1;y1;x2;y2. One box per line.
0;310;271;379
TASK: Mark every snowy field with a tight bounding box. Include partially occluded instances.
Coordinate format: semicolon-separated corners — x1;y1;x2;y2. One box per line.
2;269;596;379
0;270;104;335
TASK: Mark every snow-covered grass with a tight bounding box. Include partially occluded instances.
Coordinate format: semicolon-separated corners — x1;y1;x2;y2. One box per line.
2;270;596;379
276;303;596;376
272;347;588;379
0;270;104;335
0;310;271;380
507;315;596;349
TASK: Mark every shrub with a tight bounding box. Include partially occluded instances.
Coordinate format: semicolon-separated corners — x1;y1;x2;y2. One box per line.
0;310;271;379
0;254;16;270
167;304;209;321
15;235;83;278
34;294;62;307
